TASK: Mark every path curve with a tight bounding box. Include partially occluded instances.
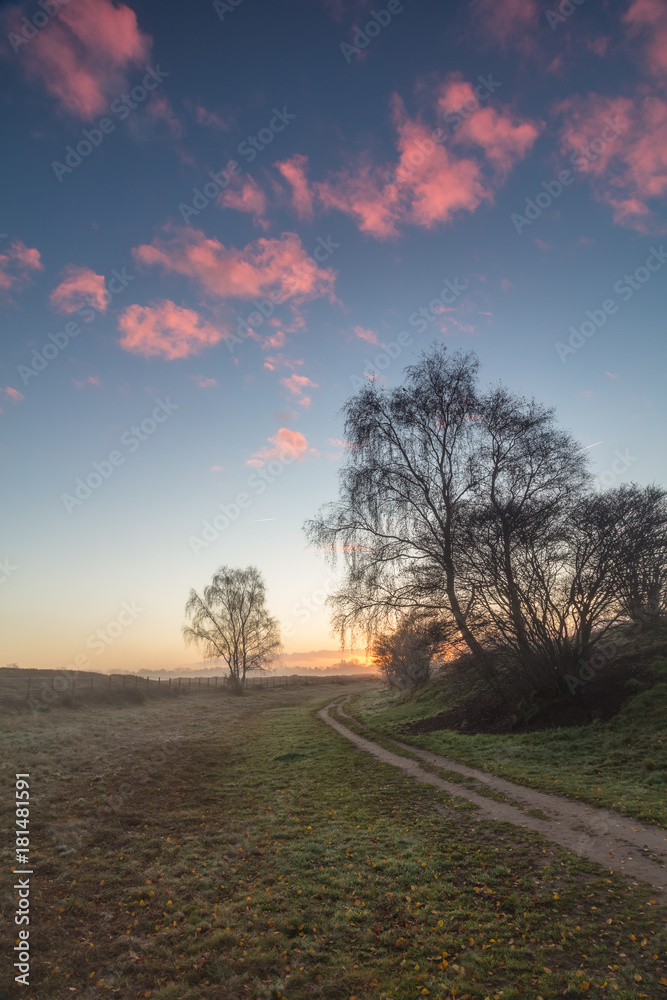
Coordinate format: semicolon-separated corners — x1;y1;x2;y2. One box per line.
318;697;667;898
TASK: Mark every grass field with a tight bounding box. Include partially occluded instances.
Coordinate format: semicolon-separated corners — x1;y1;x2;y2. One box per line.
1;682;666;999
350;639;667;828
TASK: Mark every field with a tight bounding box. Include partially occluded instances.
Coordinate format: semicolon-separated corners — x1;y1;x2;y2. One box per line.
1;679;666;999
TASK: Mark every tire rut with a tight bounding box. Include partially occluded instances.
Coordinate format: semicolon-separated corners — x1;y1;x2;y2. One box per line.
318;697;667;898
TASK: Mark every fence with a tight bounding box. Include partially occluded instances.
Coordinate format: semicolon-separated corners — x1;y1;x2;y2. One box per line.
0;668;376;710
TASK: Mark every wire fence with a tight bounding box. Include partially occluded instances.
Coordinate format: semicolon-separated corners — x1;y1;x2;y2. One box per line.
0;667;377;712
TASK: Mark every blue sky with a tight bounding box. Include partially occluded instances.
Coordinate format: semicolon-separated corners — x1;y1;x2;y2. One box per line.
1;0;665;671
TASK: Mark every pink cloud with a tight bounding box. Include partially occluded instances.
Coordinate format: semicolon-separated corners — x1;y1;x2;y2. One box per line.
0;240;43;297
445;82;541;177
72;375;102;388
210;465;225;472
49;265;108;313
117;299;223;360
0;385;24;402
133;227;336;304
624;0;667;79
280;373;318;407
263;354;303;371
246;427;318;467
8;0;151;120
218;177;269;229
263;329;287;350
144;93;182;139
298;82;539;239
190;374;217;388
195;105;231;130
352;324;380;345
276;154;314;220
469;0;539;51
557;93;667;231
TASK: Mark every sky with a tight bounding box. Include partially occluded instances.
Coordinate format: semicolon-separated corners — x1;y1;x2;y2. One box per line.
0;0;666;673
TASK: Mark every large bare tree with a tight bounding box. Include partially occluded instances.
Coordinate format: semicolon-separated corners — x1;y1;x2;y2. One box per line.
183;566;281;690
306;346;666;700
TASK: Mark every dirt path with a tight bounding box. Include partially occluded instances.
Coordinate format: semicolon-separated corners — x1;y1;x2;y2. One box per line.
318;697;667;898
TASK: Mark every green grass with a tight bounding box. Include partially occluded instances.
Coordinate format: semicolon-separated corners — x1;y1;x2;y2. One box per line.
2;684;665;999
350;654;667;827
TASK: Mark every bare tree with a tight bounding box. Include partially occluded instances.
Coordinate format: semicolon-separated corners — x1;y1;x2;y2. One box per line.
372;616;444;689
182;566;281;690
306;345;666;702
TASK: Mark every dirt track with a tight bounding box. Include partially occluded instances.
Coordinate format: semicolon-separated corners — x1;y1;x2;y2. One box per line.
319;697;667;898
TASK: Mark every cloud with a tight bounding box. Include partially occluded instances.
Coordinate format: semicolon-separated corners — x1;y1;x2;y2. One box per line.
190;374;217;388
441;80;541;178
276;154;314;220
72;375;102;388
117;299;223;360
210;465;225;472
0;240;43;298
469;0;539;51
624;0;667;80
263;354;304;372
49;265;108;313
195;105;231;130
6;0;152;120
280;373;318;407
144;93;182;139
0;385;24;402
133;226;337;304
352;324;381;345
218;177;269;229
246;427;318;467
262;328;287;350
557;93;667;231
294;81;539;239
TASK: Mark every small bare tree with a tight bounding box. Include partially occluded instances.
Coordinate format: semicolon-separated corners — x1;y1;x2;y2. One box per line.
372;617;442;689
182;566;281;690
